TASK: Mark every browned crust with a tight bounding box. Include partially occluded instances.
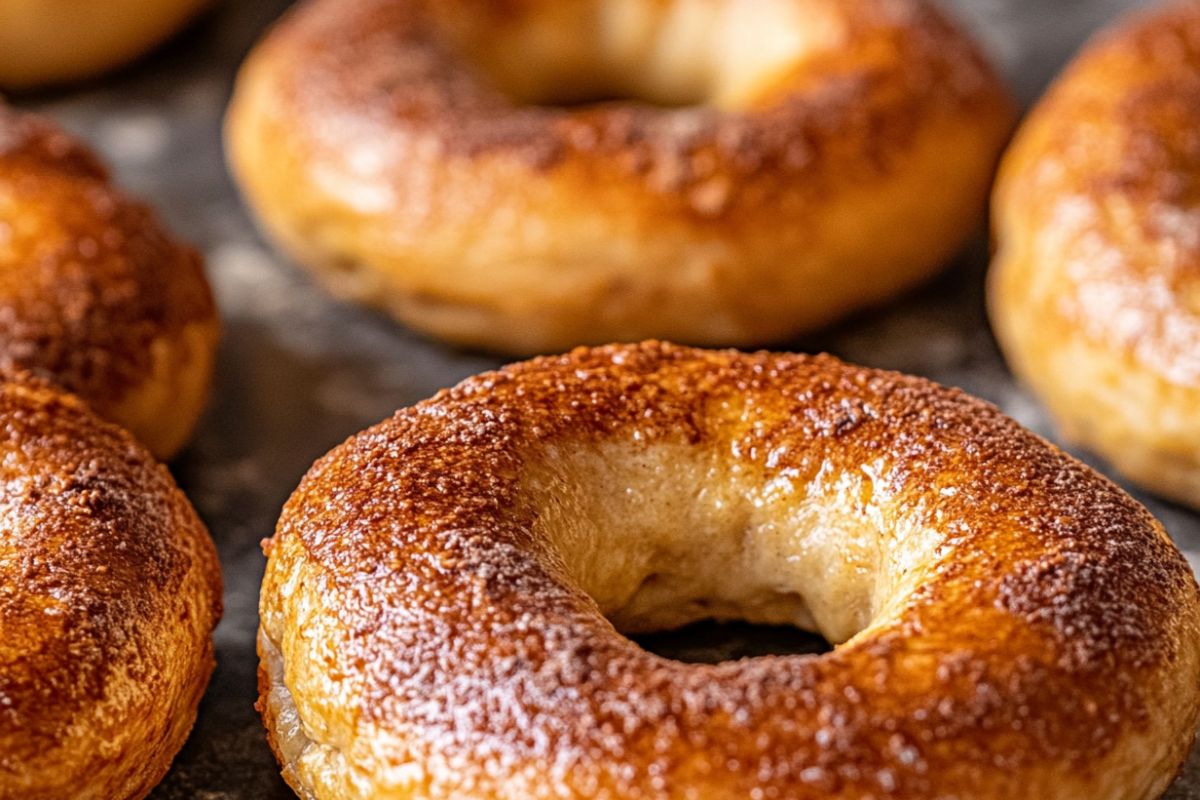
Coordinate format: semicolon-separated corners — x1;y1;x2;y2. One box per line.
988;1;1200;507
0;374;222;799
227;0;1014;352
263;342;1200;799
992;1;1200;383
248;0;1006;207
0;103;218;456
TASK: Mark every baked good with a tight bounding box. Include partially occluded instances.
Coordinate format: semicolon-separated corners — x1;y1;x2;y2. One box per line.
0;104;218;460
0;0;208;88
0;104;223;798
227;0;1014;354
259;341;1200;799
990;1;1200;508
0;376;222;799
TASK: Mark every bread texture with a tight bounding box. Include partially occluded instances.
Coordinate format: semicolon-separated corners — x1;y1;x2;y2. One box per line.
260;341;1200;799
228;0;1014;354
990;1;1200;508
0;376;222;799
0;104;218;459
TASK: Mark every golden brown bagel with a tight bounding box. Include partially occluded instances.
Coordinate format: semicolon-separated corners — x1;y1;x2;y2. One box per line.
990;1;1200;509
0;105;222;798
259;341;1200;800
0;0;208;89
0;375;222;800
227;0;1014;354
0;104;218;460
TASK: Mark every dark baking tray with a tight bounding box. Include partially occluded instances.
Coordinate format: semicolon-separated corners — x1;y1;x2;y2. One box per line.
20;0;1195;795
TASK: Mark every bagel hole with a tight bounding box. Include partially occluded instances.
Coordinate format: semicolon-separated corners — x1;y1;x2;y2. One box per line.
525;441;887;657
478;66;708;110
527;88;698;111
435;3;847;111
633;621;831;664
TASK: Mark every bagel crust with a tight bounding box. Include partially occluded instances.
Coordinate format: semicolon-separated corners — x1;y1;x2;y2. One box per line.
990;2;1200;508
0;104;218;460
227;0;1014;354
0;0;208;88
0;376;222;799
260;342;1200;799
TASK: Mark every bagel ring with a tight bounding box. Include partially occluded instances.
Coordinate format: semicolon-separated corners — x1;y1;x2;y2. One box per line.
0;104;219;460
227;0;1014;354
990;1;1200;508
260;342;1200;799
0;376;222;799
0;106;222;798
0;0;208;89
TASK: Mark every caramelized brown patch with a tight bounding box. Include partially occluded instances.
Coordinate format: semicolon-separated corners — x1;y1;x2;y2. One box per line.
0;104;215;410
250;0;1011;209
0;375;221;780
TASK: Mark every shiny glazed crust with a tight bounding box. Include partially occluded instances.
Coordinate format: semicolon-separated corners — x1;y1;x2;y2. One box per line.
227;0;1014;354
260;341;1200;799
0;0;208;88
0;104;218;460
0;376;222;799
990;1;1200;508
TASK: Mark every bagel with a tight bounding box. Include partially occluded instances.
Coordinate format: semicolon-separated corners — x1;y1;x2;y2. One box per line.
0;375;222;799
0;0;208;88
0;105;222;797
226;0;1014;354
0;104;218;460
259;341;1200;800
990;1;1200;508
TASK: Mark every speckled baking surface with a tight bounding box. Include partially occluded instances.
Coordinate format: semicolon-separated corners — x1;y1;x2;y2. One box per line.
16;0;1198;796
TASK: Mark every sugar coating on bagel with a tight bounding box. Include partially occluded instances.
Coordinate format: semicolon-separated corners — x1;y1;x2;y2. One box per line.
0;0;208;88
227;0;1014;354
0;375;222;799
260;342;1200;800
0;104;218;460
990;2;1200;508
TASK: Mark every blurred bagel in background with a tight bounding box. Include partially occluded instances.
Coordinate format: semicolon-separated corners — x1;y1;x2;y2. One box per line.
0;0;208;89
990;0;1200;509
227;0;1014;354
